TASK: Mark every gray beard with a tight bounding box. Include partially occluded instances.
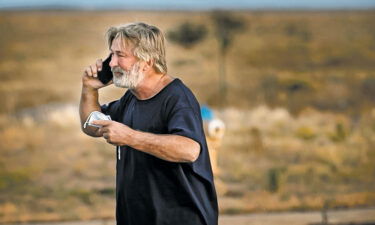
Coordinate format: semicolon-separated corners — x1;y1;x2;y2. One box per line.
112;63;144;89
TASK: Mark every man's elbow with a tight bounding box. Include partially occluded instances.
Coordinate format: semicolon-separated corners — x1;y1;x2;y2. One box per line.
186;142;200;163
81;126;101;137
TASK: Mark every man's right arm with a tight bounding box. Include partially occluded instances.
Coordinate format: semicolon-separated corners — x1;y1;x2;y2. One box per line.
79;58;111;137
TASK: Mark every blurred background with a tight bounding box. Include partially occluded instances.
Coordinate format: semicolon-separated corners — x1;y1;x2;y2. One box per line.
0;0;375;224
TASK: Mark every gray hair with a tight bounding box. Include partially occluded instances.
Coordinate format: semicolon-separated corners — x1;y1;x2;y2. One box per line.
106;22;167;74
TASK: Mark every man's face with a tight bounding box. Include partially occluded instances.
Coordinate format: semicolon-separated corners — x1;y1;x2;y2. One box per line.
109;37;145;89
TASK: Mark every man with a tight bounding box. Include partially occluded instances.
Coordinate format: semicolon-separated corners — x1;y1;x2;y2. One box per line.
79;22;218;225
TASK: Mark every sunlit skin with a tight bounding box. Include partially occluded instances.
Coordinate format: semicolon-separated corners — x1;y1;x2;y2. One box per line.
79;37;200;162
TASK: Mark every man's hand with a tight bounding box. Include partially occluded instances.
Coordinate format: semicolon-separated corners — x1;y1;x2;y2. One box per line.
92;120;133;146
82;59;113;90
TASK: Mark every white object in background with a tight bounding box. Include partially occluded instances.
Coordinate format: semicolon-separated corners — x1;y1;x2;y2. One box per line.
83;111;111;129
207;118;225;140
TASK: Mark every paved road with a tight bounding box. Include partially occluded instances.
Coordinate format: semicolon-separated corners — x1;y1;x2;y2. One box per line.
219;207;375;225
5;207;375;225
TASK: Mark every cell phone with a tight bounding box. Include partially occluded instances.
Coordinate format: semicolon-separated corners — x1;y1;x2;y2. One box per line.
98;55;113;84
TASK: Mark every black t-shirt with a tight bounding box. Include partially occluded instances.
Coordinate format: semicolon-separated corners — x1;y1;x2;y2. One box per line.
101;78;218;225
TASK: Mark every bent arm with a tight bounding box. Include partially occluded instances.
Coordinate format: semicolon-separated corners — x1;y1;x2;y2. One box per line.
94;120;201;163
130;131;201;163
79;58;111;137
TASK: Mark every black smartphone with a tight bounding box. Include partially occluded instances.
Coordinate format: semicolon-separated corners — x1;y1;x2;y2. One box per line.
98;55;113;84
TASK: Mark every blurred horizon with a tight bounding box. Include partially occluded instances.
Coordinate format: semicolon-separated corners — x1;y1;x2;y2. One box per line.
1;6;375;224
1;0;375;10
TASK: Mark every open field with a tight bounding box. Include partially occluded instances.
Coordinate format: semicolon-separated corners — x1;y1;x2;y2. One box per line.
4;208;375;225
0;10;375;223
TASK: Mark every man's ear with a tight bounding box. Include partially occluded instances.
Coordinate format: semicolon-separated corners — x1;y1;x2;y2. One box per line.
142;60;154;72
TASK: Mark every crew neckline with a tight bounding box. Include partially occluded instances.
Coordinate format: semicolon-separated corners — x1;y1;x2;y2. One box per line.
132;78;180;102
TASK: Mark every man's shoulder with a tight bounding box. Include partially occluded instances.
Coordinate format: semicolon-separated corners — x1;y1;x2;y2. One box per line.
165;78;195;100
162;78;201;115
166;79;196;100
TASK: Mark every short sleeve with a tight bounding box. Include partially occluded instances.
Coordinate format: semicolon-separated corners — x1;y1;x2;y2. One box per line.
167;106;214;183
167;107;203;147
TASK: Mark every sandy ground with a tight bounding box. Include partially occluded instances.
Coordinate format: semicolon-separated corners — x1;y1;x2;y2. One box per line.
5;207;375;225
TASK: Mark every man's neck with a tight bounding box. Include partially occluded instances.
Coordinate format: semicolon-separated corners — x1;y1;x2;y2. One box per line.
131;73;173;100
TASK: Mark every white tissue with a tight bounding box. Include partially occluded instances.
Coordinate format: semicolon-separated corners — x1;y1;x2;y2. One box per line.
83;111;111;128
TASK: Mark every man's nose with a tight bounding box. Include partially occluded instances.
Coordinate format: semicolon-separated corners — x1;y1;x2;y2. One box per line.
109;54;118;68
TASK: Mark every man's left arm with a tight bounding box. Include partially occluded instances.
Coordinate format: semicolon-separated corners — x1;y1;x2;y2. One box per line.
92;120;200;163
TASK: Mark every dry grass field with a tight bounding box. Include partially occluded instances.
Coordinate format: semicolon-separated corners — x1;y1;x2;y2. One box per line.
0;10;375;223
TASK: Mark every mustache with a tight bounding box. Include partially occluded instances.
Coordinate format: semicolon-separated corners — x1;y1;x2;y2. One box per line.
111;67;124;73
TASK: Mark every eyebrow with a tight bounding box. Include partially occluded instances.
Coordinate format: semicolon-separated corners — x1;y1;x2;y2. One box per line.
110;48;126;54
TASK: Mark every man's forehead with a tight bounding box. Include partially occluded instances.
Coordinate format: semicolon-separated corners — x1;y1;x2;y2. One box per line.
110;37;133;52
